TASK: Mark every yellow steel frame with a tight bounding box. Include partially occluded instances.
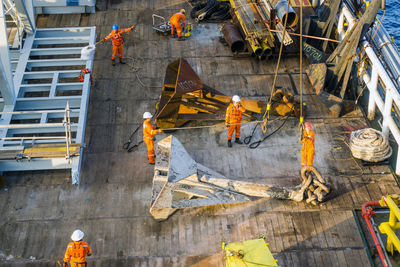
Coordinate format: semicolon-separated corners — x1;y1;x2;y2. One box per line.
229;0;263;55
379;195;400;255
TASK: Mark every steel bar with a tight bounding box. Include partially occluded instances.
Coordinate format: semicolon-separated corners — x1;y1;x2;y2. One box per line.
259;0;292;45
0;136;67;140
0;0;16;104
0;109;80;114
268;29;341;43
370;22;400;86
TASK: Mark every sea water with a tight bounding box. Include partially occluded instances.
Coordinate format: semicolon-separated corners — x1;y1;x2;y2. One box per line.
379;0;400;48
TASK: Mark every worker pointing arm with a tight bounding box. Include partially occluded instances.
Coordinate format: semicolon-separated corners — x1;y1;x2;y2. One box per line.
143;112;162;165
101;24;135;66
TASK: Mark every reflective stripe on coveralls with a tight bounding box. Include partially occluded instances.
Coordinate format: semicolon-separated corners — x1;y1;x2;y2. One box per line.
104;28;133;59
300;129;315;167
64;241;92;267
170;12;186;37
225;103;245;140
143;120;159;163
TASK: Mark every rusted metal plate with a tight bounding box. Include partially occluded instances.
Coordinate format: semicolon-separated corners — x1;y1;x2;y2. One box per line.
155;58;264;128
305;63;327;95
303;43;328;64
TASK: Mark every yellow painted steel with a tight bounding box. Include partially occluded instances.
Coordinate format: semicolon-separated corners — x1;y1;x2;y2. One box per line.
23;144;81;158
289;0;311;7
229;0;263;56
222;237;278;267
378;195;400;255
261;38;272;56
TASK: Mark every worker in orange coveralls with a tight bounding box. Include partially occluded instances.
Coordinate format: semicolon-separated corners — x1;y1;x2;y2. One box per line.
170;9;186;40
225;95;246;148
101;24;135;66
143;112;162;164
300;122;315;167
63;230;92;267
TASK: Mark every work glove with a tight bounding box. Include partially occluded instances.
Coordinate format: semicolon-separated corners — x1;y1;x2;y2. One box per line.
130;25;135;30
158;129;162;133
100;38;105;43
225;123;229;128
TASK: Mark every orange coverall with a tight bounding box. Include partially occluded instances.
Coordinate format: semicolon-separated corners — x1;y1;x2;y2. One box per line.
300;129;315;167
143;119;160;164
64;241;92;267
225;103;246;140
104;28;133;60
170;12;186;37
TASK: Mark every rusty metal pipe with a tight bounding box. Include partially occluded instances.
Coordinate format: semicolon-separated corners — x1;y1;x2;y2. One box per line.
221;21;245;53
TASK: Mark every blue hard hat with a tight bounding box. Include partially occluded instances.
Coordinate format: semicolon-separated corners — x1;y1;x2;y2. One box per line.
112;24;118;30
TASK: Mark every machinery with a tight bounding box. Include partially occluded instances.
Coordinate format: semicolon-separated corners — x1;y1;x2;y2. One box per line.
154;58;305;128
221;0;300;58
154;58;264;128
152;14;193;37
150;136;331;220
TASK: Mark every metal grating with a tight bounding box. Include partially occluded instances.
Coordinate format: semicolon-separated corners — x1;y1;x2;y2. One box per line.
0;27;96;184
33;0;96;14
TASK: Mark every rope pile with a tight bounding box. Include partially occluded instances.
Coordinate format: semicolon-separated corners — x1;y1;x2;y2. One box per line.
190;0;231;22
291;166;331;205
350;128;392;162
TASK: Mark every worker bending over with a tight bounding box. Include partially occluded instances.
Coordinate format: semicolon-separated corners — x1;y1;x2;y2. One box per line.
63;230;92;267
101;24;135;66
143;112;162;164
225;95;246;147
300;122;315;167
170;9;186;40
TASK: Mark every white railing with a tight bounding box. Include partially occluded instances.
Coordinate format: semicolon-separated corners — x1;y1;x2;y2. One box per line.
337;3;400;175
337;4;357;41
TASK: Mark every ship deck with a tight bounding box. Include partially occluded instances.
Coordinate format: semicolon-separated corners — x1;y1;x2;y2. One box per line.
0;0;399;266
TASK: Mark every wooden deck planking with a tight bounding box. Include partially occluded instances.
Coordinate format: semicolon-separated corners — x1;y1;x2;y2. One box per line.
1;0;400;266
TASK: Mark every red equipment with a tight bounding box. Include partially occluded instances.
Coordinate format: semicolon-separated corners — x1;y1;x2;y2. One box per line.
362;201;389;267
78;68;93;85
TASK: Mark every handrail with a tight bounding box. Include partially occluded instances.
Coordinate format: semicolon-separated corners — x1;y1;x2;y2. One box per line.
379;195;400;256
362;201;390;267
337;2;400;175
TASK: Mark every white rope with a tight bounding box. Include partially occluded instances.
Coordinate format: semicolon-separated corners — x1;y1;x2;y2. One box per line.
350;128;392;162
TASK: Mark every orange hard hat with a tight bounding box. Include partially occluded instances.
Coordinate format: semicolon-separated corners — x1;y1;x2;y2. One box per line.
304;122;311;128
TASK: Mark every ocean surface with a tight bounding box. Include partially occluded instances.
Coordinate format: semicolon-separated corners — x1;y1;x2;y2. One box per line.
379;0;400;48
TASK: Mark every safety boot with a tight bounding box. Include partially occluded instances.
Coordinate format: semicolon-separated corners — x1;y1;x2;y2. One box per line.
228;140;232;148
119;58;125;64
112;59;116;66
235;138;243;144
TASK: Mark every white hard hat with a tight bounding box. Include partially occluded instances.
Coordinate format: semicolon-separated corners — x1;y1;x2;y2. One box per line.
232;95;241;102
71;230;84;241
143;112;153;119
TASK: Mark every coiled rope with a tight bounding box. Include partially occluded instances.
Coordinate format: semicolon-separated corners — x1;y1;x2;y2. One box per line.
349;128;392;162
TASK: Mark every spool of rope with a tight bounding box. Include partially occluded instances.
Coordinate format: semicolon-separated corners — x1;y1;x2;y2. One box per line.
349;128;392;162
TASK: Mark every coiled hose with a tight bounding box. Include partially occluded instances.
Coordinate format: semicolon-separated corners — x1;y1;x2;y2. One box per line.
349;128;392;162
191;0;231;22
